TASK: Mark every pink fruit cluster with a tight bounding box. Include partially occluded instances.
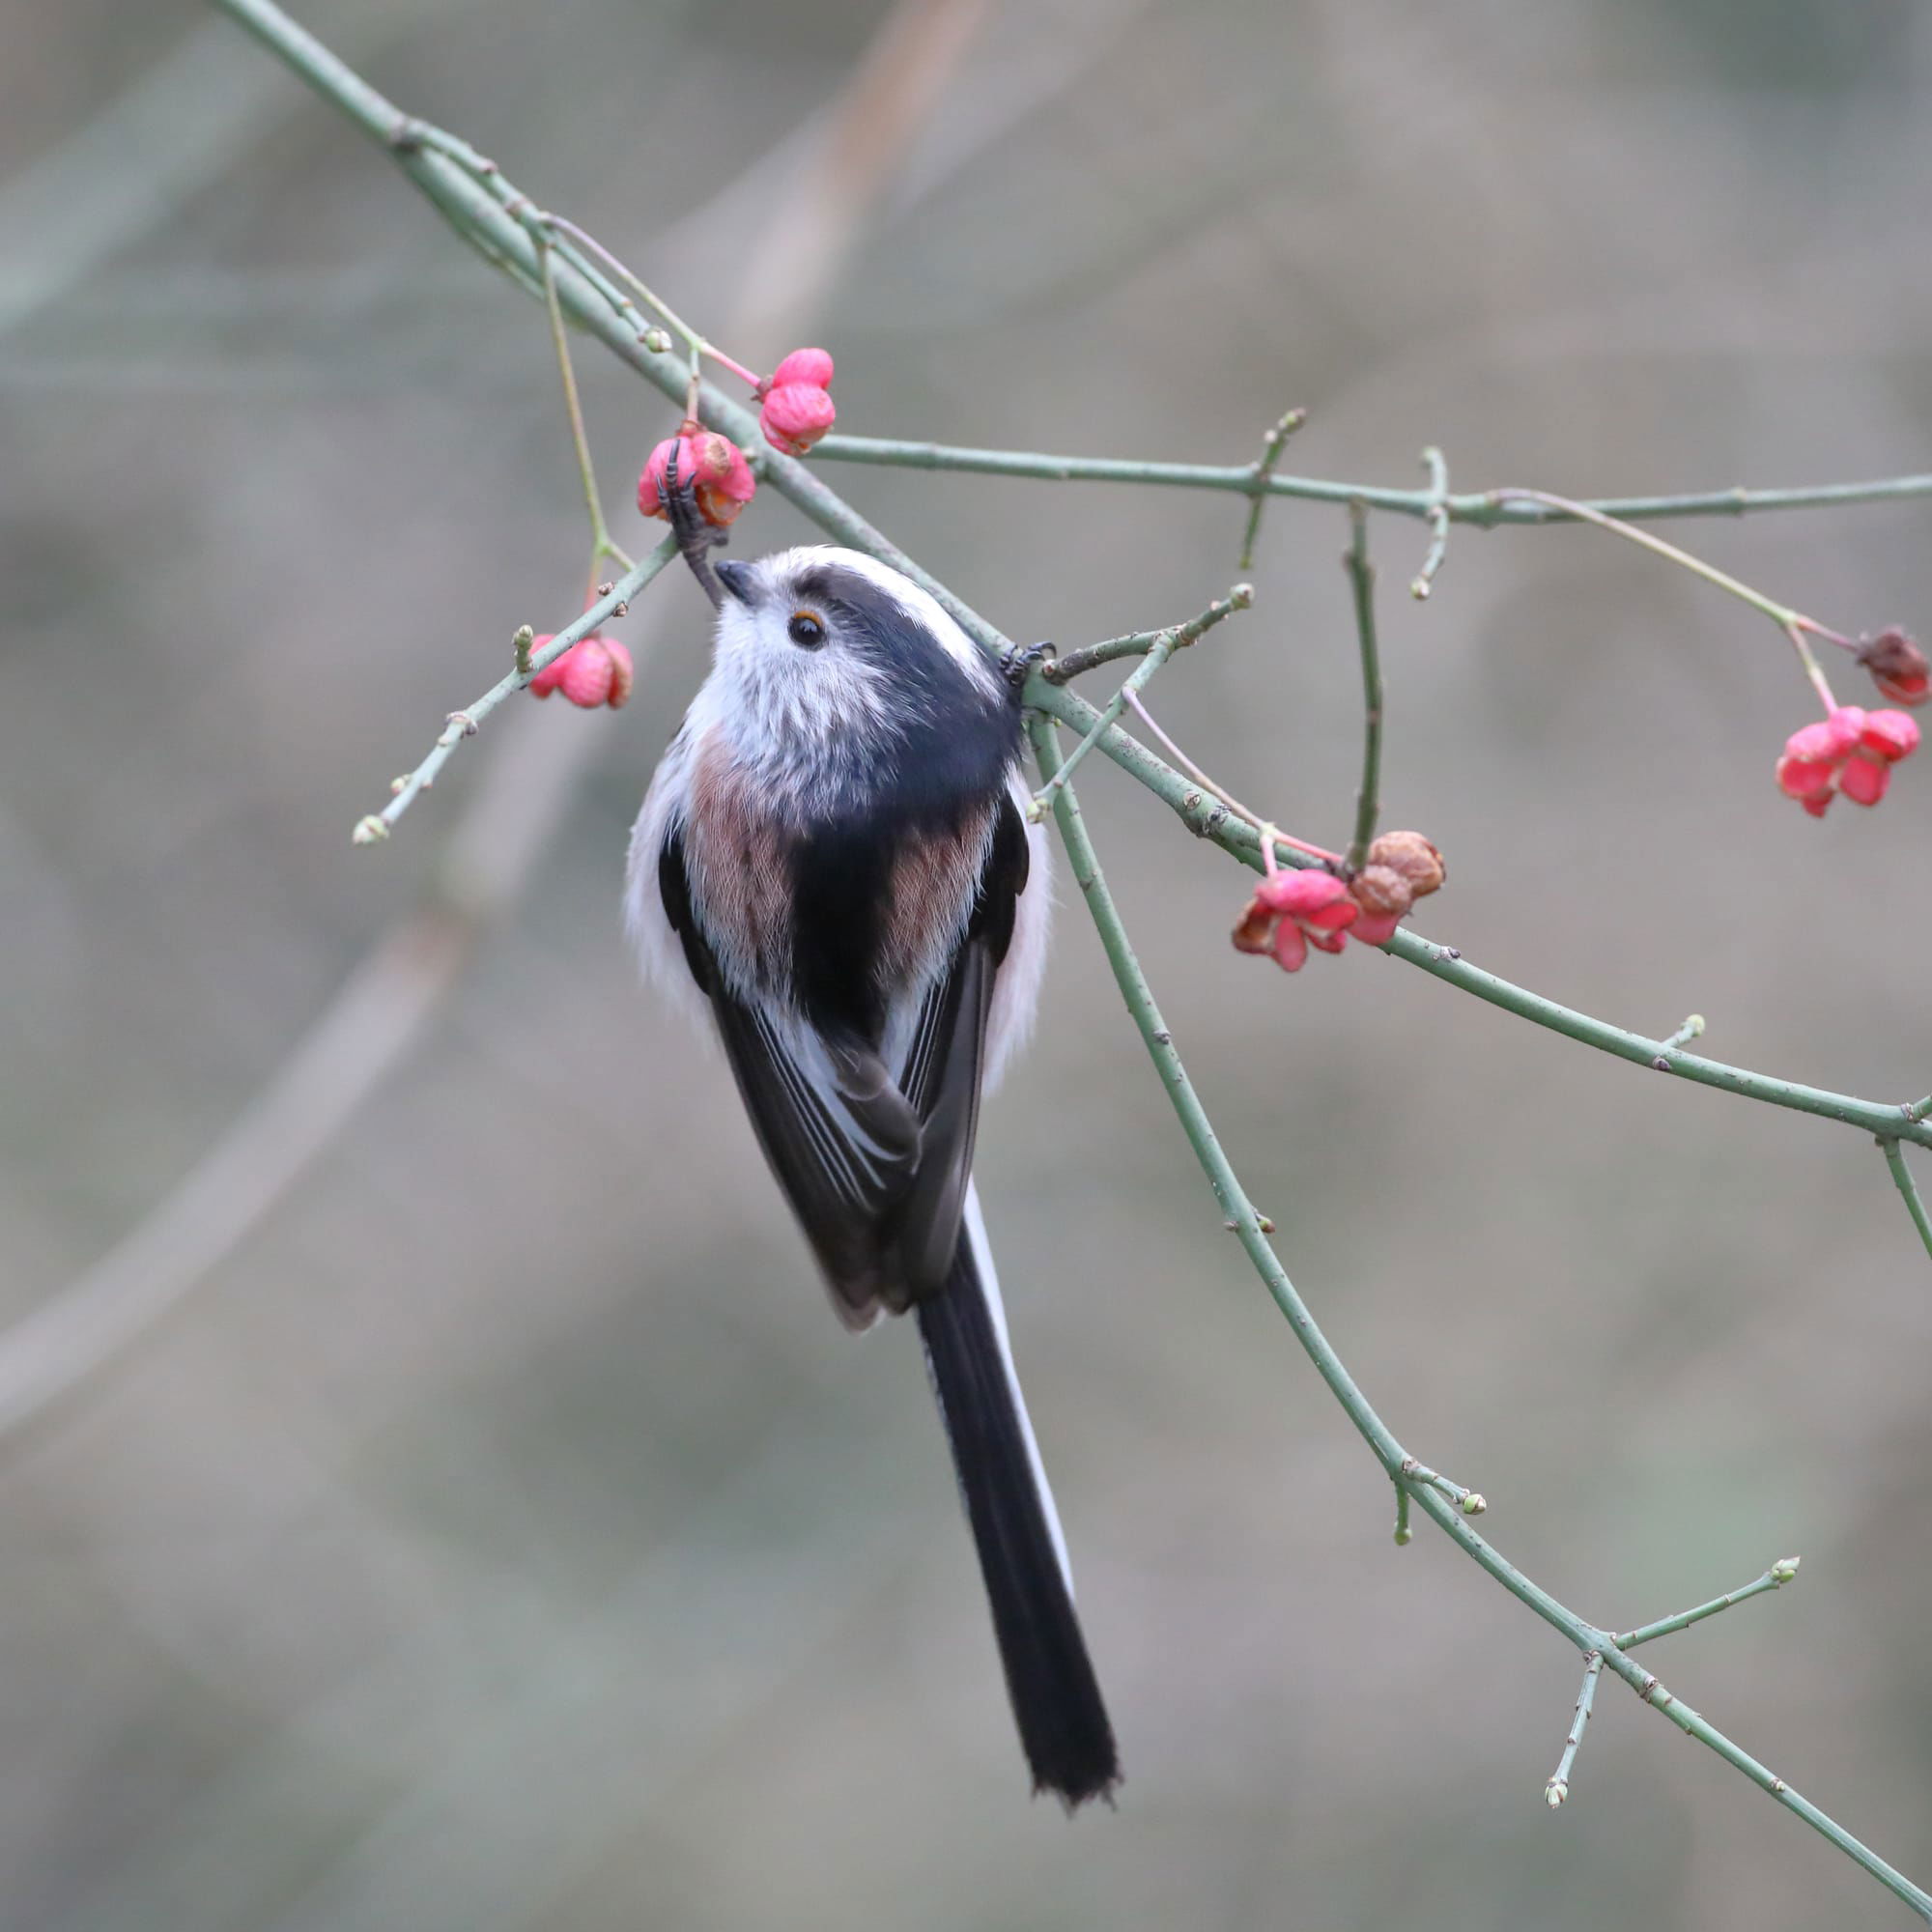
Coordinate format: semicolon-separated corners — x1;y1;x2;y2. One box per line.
638;419;756;529
528;631;633;709
636;348;838;533
757;347;836;456
1234;832;1445;974
1776;705;1918;816
1234;869;1358;973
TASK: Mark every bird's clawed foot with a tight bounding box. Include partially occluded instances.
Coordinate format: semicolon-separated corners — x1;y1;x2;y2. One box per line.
1001;640;1054;690
660;440;729;609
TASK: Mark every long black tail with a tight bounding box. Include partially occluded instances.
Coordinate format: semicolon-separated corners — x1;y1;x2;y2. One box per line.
915;1200;1120;1807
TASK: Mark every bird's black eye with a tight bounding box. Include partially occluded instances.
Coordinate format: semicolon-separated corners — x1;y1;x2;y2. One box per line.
787;610;826;649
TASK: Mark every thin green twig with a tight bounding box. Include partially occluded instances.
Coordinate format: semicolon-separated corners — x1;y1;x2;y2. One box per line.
1400;1455;1486;1516
397;118;749;388
1343;501;1382;872
1031;584;1252;812
1490;488;1843;710
1031;643;1182;819
1043;583;1252;684
1617;1559;1800;1650
1237;405;1307;569
807;433;1932;528
540;242;633;581
1409;445;1450;599
1545;1653;1601;1807
1032;676;1932;1151
1881;1139;1932;1263
1657;1013;1707;1060
353;535;677;844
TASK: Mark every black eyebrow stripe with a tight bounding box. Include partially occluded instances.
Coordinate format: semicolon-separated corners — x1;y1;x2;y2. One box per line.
789;563;906;625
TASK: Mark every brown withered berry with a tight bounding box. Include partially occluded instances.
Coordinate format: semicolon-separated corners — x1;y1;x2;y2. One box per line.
1350;864;1415;920
1367;830;1444;898
1858;627;1930;707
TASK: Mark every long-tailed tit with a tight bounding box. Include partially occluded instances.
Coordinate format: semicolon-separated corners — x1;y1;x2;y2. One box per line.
625;469;1119;1806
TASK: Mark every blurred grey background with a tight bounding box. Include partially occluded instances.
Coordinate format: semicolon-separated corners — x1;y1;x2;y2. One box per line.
4;1;1932;1927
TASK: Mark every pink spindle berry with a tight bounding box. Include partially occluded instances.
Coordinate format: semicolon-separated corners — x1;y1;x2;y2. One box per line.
1234;867;1359;974
1838;754;1890;807
639;421;756;527
760;382;838;456
528;634;633;710
768;347;834;390
1776;703;1917;815
527;634;568;698
1860;709;1919;761
756;347;837;457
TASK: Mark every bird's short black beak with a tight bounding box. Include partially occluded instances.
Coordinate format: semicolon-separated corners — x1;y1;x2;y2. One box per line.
715;559;754;605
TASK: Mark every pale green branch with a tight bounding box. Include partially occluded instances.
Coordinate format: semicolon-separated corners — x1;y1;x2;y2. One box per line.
1236;404;1307;570
1399;1455;1486;1517
1343;501;1382;873
1033;674;1932;1152
1618;1558;1801;1649
356;535;676;843
1882;1139;1932;1263
539;242;632;578
1408;444;1449;599
808;433;1932;528
1043;583;1252;684
1031;583;1251;815
1545;1653;1601;1808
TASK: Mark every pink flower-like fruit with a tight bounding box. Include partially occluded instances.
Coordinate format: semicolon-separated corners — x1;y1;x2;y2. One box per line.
769;346;834;390
528;634;633;710
1776;703;1918;815
760;382;838;456
639;421;756;527
1233;867;1359;973
757;347;836;456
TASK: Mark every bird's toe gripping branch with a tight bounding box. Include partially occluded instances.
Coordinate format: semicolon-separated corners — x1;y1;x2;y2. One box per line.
1001;640;1054;691
659;440;729;610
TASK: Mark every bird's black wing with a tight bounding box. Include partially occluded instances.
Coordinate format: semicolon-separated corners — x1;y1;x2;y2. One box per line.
659;795;1028;1321
659;823;921;1327
884;791;1030;1300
